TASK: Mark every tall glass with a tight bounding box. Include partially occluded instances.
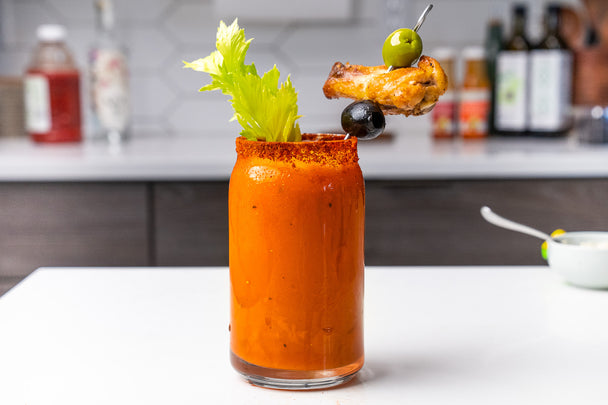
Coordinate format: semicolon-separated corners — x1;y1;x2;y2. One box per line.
229;134;365;390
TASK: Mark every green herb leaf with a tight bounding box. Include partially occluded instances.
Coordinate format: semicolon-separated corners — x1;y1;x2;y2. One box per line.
183;19;301;142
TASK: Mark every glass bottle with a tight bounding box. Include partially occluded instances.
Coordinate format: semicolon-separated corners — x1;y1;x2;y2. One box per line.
24;24;82;143
528;4;573;136
89;0;130;142
459;47;490;139
494;4;530;136
431;48;457;139
485;18;503;135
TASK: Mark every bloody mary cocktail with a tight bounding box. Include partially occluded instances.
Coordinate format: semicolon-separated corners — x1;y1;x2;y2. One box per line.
229;134;365;389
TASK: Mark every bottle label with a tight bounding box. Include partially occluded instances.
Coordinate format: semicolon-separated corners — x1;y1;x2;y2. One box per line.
24;74;51;133
432;91;456;138
90;48;130;132
495;51;528;131
528;50;572;131
459;89;489;138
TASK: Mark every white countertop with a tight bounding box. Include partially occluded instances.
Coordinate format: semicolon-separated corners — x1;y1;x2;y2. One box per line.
1;133;608;181
1;266;608;404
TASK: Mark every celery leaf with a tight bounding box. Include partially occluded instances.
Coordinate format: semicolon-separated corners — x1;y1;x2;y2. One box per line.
183;19;301;142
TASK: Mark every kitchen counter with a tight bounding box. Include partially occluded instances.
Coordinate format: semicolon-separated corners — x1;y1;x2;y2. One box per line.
1;133;608;181
1;266;608;404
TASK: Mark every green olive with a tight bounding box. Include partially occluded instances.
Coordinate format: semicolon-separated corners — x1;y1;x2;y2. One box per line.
382;28;423;68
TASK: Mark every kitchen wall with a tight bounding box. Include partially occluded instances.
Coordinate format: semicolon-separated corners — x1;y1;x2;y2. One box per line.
0;0;581;139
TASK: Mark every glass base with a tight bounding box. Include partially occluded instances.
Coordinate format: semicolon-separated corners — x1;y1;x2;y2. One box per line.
230;351;362;390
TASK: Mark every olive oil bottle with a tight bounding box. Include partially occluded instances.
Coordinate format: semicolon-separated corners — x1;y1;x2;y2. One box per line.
494;4;530;136
528;4;573;136
485;18;503;135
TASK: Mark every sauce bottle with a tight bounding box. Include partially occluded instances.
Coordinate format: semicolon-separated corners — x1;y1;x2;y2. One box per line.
431;47;457;139
528;4;573;136
24;24;82;143
459;46;490;139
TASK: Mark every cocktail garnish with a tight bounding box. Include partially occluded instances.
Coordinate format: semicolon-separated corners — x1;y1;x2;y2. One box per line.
184;19;302;142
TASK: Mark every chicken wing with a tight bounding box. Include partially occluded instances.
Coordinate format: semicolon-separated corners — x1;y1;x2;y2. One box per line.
322;55;448;116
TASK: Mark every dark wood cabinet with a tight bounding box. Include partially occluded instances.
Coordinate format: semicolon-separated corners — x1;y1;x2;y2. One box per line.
2;178;608;295
0;277;20;297
364;179;608;265
153;182;229;266
0;183;149;277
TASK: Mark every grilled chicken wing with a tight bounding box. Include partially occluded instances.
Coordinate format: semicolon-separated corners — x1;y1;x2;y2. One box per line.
322;55;448;116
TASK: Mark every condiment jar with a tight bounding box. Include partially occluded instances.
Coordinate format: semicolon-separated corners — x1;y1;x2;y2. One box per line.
459;46;490;139
431;47;457;139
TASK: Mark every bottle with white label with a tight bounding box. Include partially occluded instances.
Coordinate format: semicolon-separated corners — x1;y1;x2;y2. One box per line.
528;4;572;137
494;4;530;136
24;24;82;143
89;0;130;142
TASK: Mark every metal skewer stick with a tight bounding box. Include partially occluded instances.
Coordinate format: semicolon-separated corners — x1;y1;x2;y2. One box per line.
387;4;433;73
413;4;433;33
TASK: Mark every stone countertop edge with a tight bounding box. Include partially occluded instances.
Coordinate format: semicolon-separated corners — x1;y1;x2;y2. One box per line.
0;133;607;182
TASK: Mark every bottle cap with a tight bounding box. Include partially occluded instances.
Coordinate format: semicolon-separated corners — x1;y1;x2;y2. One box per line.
36;24;67;42
462;46;485;60
431;47;456;61
514;4;527;16
96;0;115;31
546;3;561;15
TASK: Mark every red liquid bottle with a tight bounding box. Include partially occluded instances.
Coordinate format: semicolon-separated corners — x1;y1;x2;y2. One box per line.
24;24;82;143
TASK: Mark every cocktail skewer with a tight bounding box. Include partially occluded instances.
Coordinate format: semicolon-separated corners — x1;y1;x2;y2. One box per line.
387;4;433;72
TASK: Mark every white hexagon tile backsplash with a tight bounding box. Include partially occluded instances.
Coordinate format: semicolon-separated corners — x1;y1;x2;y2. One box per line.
0;0;580;138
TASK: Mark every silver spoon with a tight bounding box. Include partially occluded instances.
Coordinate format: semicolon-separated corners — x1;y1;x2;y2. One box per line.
387;4;433;72
480;206;552;241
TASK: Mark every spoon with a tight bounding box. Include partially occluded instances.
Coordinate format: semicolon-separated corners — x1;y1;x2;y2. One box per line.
387;4;433;73
480;206;552;241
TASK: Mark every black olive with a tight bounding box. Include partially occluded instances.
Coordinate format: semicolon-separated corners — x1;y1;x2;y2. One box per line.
341;100;385;140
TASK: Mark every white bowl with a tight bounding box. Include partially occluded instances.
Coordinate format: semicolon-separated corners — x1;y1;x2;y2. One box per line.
547;232;608;289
